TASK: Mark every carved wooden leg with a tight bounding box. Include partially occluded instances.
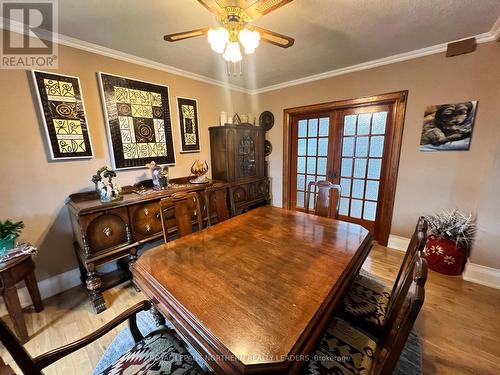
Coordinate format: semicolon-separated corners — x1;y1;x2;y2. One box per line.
3;287;29;343
128;248;138;268
24;271;44;313
150;304;166;327
86;266;106;314
128;248;141;292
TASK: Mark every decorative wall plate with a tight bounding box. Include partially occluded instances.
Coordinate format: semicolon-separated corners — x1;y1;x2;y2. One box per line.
264;140;273;156
259;111;274;131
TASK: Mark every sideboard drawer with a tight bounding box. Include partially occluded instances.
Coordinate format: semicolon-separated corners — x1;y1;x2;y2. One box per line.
129;201;163;241
83;207;130;255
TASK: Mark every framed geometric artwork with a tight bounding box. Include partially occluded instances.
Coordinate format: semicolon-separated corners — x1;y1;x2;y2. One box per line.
176;97;200;153
98;72;175;169
420;101;478;151
31;70;94;160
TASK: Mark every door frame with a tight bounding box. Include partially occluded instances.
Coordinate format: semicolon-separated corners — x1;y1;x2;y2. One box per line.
282;91;408;245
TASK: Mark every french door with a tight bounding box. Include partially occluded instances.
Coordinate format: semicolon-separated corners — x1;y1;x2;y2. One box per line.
285;92;407;245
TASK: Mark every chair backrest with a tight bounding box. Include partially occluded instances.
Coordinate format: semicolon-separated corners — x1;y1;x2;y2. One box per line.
204;182;233;226
371;256;428;375
159;192;203;242
385;217;427;321
0;318;41;374
305;181;341;219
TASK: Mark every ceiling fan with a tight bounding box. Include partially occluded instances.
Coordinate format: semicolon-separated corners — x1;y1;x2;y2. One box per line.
163;0;295;73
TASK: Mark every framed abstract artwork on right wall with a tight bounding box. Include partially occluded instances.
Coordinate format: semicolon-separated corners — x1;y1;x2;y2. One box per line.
419;101;478;151
176;97;200;153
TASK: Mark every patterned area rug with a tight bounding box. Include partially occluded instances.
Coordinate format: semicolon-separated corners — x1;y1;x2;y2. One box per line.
93;311;422;375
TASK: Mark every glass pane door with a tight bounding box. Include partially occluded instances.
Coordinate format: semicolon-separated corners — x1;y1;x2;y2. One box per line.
337;109;389;229
293;115;331;210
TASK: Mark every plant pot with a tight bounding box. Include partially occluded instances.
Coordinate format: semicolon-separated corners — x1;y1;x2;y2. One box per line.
0;237;15;257
423;235;467;275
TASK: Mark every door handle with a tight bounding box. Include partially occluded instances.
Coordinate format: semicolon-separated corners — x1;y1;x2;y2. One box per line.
328;172;338;179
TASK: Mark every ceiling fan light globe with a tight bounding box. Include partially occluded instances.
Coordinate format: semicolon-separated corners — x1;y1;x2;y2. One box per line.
223;41;242;62
238;29;260;54
207;27;229;53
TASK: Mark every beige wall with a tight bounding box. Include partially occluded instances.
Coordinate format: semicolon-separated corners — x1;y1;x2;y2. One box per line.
0;35;250;280
1;32;499;280
254;42;500;269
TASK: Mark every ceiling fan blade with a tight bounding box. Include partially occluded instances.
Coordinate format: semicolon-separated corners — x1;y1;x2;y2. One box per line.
196;0;225;17
254;26;294;48
242;0;294;21
164;28;210;42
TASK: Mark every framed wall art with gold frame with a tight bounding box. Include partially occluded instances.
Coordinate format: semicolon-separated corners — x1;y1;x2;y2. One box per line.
176;97;200;153
98;72;176;170
31;70;94;160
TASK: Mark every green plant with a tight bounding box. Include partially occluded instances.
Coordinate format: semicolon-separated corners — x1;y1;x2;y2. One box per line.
0;220;24;240
425;210;476;249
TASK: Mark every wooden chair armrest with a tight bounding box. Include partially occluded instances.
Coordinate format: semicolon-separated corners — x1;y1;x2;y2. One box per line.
32;300;152;370
0;357;16;375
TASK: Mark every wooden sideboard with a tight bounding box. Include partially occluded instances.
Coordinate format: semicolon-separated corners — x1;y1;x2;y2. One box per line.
67;177;219;313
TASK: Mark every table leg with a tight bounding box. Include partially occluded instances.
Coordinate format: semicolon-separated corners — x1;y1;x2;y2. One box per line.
24;271;44;313
3;287;28;343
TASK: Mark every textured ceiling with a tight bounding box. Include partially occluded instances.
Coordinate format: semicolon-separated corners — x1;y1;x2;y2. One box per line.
57;0;500;90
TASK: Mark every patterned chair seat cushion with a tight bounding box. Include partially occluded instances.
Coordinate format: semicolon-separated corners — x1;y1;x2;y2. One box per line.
98;327;203;375
338;271;391;336
307;317;376;375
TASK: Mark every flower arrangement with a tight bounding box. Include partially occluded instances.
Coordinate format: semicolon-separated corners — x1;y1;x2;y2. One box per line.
0;219;24;254
92;166;122;203
424;209;476;276
425;209;476;249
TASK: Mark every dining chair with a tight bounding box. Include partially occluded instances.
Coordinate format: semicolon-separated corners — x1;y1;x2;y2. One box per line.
159;192;203;242
305;181;341;219
307;256;428;375
0;300;203;375
339;217;428;337
204;182;233;226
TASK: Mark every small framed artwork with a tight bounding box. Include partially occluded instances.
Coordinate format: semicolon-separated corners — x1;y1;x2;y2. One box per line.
420;101;477;151
176;97;200;153
98;72;176;169
31;70;93;159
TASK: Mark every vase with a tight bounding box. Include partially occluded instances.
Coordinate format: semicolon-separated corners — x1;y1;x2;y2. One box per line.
151;165;168;190
220;111;228;126
423;235;467;275
0;237;15;257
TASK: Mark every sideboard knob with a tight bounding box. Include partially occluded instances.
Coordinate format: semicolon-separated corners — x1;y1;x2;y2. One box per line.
144;208;149;216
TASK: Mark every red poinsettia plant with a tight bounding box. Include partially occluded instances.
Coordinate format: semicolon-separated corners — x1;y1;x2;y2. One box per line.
424;210;476;275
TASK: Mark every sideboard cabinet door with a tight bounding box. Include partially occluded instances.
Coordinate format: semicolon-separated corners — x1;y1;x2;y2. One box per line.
83;207;130;255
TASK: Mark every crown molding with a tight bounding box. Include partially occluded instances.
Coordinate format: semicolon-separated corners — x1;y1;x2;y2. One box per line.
2;15;499;95
251;29;498;94
491;14;500;41
0;18;251;94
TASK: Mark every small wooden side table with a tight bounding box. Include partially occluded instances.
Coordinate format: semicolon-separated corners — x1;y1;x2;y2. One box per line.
0;255;43;343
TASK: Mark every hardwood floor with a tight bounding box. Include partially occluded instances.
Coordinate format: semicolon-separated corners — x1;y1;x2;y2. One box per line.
1;244;500;374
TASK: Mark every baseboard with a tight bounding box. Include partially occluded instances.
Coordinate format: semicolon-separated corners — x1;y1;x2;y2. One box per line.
463;262;500;290
0;263;118;316
0;267;81;316
387;235;410;252
387;234;500;290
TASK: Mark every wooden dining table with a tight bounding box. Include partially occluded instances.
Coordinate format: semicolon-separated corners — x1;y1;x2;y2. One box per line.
132;206;373;374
